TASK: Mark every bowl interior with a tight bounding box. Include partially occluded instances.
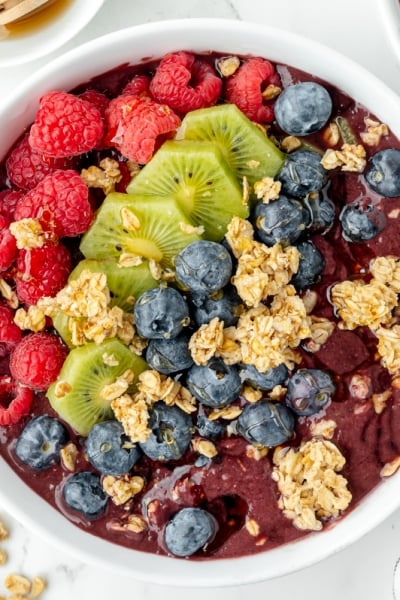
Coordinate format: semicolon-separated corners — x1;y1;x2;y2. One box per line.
0;0;105;67
1;18;400;587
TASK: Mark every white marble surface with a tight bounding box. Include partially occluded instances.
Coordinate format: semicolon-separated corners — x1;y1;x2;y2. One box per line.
2;0;400;598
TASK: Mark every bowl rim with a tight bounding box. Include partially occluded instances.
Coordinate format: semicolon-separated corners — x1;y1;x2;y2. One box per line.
0;0;106;68
1;17;400;587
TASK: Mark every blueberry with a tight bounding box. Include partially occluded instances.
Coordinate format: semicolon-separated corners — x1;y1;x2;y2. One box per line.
186;358;241;408
303;192;335;233
85;420;141;476
139;402;192;461
133;286;189;340
145;331;193;374
239;363;288;390
236;401;295;447
164;507;217;557
63;471;108;519
278;150;328;198
253;194;308;246
364;148;400;197
191;285;243;327
285;368;335;416
15;415;68;471
174;241;232;295
291;241;325;290
194;455;212;468
274;82;332;136
339;202;384;242
196;414;225;440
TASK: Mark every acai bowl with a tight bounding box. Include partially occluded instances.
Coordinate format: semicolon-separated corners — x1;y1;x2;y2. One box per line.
1;18;400;587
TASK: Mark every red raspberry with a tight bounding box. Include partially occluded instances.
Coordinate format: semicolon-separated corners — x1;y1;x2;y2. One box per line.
149;51;222;115
224;57;280;123
122;75;151;98
0;303;22;358
79;89;110;116
0;375;33;426
105;95;181;164
14;170;93;238
16;243;72;306
0;215;17;273
105;95;143;139
10;332;68;391
29;91;104;158
6;135;75;191
6;134;69;191
0;189;24;220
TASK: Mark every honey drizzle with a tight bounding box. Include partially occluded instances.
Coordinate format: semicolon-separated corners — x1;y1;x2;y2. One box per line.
0;0;73;38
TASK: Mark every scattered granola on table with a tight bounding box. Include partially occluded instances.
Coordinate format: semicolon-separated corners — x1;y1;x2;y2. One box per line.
0;515;47;598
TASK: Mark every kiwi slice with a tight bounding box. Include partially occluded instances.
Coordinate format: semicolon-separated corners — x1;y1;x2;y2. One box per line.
52;311;75;348
126;139;248;241
47;338;147;436
79;193;202;269
175;104;285;186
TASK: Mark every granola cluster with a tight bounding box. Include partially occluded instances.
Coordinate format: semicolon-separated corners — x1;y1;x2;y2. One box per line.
321;143;366;172
108;513;148;534
187;215;337;374
191;437;218;458
102;474;145;505
111;369;196;443
375;326;400;376
9;218;47;250
253;176;282;203
81;157;123;195
330;278;397;330
190;288;315;372
272;439;352;531
15;269;146;352
189;317;225;366
360;117;389;147
227;217;300;307
319;116;387;173
331;256;400;375
60;442;78;472
227;287;311;370
0;519;8;568
370;255;400;293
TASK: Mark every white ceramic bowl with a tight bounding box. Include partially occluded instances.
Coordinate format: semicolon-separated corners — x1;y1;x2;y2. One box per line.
1;18;400;588
0;0;105;67
380;0;400;63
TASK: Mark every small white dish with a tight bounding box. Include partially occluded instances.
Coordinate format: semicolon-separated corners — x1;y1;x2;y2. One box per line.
380;0;400;63
0;0;105;67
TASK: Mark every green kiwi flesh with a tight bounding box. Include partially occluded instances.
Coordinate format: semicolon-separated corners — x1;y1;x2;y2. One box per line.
52;311;75;348
126;139;249;241
176;104;285;186
79;193;202;269
47;338;147;435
